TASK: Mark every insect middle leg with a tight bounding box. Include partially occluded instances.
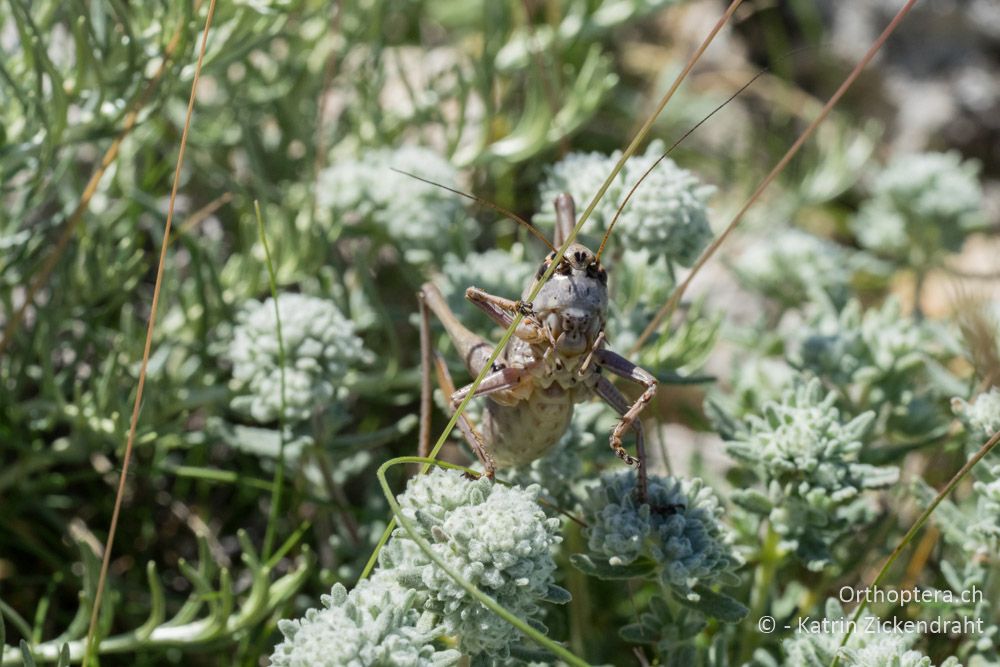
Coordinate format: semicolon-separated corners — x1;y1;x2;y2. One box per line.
594;348;658;501
593;376;648;501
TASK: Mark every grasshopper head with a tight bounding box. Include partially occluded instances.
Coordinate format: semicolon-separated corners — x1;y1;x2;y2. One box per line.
528;243;609;356
535;243;608;284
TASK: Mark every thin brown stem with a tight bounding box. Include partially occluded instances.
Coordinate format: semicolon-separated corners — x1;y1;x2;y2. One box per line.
81;2;218;663
830;428;1000;667
310;0;343;219
630;0;919;354
0;6;195;356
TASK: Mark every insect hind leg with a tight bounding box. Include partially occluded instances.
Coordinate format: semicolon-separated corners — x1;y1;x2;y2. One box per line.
420;283;494;375
418;284;497;476
593;349;659;503
553;193;576;247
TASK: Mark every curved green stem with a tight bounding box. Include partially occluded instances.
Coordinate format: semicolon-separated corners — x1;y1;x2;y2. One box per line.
741;522;780;664
256;201;288;562
375;456;589;666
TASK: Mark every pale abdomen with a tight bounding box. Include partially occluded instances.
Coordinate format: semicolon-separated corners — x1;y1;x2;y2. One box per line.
481;385;575;467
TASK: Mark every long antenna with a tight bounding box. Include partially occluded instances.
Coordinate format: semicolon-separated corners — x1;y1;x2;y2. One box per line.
390;167;558;253
595;67;768;260
631;0;919;354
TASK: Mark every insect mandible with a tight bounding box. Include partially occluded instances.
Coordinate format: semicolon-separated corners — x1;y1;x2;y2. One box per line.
418;192;657;501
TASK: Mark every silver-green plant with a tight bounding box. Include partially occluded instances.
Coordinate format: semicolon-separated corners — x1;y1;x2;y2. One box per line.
228;292;373;425
571;470;745;658
316;146;470;263
733;228;851;309
852;151;984;269
269;571;461;667
914;471;1000;666
952;388;1000;442
378;469;569;660
536;140;715;266
772;599;962;667
576;470;742;604
726;378;898;570
794;297;958;439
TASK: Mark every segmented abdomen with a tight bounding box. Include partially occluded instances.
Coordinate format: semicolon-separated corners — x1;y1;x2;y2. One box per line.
481;385;575;467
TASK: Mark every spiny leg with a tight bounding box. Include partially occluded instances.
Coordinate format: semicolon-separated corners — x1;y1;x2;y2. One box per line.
431;351;497;477
421;283;494;375
593;376;648;502
465;286;551;345
418;284;496;476
451;366;531;404
594;349;658;502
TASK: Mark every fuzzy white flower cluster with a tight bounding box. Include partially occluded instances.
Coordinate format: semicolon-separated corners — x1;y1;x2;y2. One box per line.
229;293;372;423
380;469;567;659
580;470;741;598
727;378;898;570
779;600;961;667
317;146;466;262
842;644;959;667
536;140;714;265
797;299;928;385
272;471;564;663
852;151;983;266
952;388;1000;440
734;229;850;308
270;571;461;667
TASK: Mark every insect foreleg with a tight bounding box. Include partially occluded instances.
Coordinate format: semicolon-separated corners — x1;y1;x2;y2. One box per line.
451;366;532;405
465;286;551;345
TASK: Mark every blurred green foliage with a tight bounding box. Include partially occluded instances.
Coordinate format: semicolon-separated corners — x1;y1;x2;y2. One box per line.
1;0;998;665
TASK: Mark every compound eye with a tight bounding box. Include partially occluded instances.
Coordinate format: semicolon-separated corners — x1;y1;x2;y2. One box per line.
586;263;608;285
535;260;549;280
